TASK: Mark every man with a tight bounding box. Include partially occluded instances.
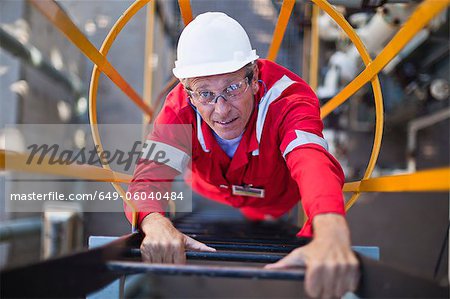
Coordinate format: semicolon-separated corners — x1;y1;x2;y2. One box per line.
125;12;359;299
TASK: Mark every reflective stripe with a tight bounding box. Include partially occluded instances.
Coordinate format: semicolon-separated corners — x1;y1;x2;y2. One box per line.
142;140;190;173
196;113;210;152
252;75;295;156
283;130;329;159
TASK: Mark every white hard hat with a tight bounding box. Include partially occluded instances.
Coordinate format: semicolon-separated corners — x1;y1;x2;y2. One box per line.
172;12;259;79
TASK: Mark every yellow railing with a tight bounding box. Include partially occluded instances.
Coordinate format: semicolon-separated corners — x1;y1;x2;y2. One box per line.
4;0;449;231
343;168;450;193
29;0;153;118
178;0;194;25
1;150;132;183
88;0;154;231
320;0;449;119
309;4;320;91
267;0;296;61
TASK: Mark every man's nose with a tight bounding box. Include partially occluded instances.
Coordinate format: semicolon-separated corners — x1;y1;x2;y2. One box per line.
214;96;231;115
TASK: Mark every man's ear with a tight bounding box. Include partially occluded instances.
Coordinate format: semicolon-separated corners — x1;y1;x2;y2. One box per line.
181;78;194;104
251;64;260;95
180;78;188;89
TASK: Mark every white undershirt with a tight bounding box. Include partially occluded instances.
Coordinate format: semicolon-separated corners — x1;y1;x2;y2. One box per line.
213;131;243;158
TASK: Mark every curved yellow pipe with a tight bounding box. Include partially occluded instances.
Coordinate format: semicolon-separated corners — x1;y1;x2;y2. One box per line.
87;0;450;230
312;0;384;211
29;0;153;117
178;0;194;25
89;0;152;231
309;4;320;90
320;0;449;119
267;0;296;61
343;168;450;192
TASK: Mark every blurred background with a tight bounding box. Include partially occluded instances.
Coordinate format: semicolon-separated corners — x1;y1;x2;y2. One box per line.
0;0;449;298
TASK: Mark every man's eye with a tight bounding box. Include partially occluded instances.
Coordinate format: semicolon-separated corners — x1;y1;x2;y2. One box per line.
199;91;213;99
226;83;240;92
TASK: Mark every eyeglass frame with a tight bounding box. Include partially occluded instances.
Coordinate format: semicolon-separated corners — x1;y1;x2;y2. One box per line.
186;71;254;105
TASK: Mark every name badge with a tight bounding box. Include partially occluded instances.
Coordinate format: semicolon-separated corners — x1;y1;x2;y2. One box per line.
232;185;265;198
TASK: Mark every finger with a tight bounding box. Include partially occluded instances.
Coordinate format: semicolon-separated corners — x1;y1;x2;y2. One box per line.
173;248;186;264
151;243;163;263
140;245;150;262
147;251;154;263
264;251;306;269
320;262;338;299
305;262;321;298
162;242;174;264
330;252;347;297
334;262;347;298
142;244;155;263
349;257;361;292
184;235;216;252
168;240;183;264
140;241;155;263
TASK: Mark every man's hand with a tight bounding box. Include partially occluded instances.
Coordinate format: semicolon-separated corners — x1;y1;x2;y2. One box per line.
265;214;359;299
140;213;216;264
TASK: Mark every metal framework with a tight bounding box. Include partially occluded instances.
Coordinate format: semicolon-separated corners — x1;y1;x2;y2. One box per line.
1;0;446;227
1;1;449;296
1;216;447;298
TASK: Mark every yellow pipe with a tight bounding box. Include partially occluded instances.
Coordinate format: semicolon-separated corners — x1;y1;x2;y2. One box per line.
178;0;194;25
343;168;450;192
299;4;315;226
345;192;362;211
0;150;4;169
1;150;132;183
154;76;179;111
33;0;448;227
143;1;156;126
89;0;152;231
143;3;176;215
312;0;384;210
301;6;312;81
320;0;450;119
301;2;317;223
339;0;448;210
309;4;320;90
28;0;153;117
267;0;296;61
4;149;447;193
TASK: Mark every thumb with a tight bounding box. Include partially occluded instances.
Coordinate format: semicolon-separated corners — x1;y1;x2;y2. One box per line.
264;250;306;269
184;235;216;252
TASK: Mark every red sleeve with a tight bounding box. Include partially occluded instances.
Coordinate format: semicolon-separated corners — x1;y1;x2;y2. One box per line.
124;159;179;227
124;100;192;228
285;146;345;237
278;94;345;237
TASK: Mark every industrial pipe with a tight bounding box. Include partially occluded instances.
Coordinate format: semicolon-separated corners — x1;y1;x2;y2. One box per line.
0;26;83;96
0;217;41;242
127;248;285;263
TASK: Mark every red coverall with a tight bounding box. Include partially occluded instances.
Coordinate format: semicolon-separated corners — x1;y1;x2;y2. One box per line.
125;59;345;237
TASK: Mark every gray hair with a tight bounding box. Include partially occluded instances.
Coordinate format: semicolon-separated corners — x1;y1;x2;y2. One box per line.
181;60;257;90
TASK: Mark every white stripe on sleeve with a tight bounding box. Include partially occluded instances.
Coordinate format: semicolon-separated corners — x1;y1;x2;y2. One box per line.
141;140;190;172
283;130;329;159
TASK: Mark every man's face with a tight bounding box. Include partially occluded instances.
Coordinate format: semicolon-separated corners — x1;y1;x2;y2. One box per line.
186;66;259;140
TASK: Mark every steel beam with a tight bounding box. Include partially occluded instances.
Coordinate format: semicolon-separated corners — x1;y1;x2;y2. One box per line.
107;261;305;280
127;249;285;263
0;217;41;242
0;26;83;96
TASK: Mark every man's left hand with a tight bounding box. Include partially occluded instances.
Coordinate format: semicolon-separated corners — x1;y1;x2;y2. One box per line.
264;214;359;299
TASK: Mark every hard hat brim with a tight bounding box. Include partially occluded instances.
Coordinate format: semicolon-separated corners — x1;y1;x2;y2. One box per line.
173;55;259;79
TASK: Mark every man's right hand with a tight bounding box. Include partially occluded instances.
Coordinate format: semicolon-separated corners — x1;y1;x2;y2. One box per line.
140;213;216;264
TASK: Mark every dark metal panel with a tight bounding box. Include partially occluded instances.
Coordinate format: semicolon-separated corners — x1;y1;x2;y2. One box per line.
0;232;141;298
127;248;285;263
355;254;449;298
107;261;305;280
